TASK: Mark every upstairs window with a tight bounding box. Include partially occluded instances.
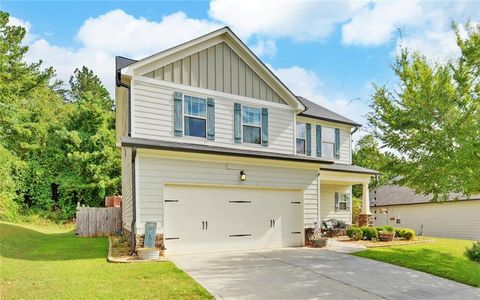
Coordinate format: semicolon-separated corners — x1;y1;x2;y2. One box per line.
322;127;335;159
184;95;206;138
296;122;306;154
242;106;262;144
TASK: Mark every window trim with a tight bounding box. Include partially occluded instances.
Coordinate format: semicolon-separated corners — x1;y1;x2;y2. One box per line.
183;95;207;139
242;105;262;145
321;126;336;159
296;122;307;155
338;193;348;211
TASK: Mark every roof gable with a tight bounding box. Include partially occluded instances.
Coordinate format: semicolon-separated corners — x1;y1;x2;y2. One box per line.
121;27;304;110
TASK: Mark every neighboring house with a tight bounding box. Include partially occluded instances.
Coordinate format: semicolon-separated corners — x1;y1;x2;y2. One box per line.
371;185;480;240
115;27;377;255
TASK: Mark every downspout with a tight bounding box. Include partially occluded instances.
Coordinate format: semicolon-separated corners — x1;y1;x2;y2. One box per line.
116;70;136;253
130;147;137;254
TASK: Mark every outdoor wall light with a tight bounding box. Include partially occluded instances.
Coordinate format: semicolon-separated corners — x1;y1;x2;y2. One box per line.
240;170;247;181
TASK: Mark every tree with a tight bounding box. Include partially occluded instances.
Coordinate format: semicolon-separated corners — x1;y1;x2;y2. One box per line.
54;67;120;214
351;134;397;198
368;23;480;200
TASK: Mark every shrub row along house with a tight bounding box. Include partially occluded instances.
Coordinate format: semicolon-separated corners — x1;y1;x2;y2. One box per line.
371;185;480;240
115;27;378;255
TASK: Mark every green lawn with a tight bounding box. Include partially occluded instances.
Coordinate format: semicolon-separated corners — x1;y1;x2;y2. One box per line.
0;222;212;299
353;237;480;287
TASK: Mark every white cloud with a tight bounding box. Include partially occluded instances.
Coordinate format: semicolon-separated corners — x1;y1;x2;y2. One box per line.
250;39;277;58
342;0;424;46
209;0;367;41
18;9;223;94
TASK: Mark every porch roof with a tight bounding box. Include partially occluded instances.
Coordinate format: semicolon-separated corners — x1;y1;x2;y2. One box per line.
320;164;379;175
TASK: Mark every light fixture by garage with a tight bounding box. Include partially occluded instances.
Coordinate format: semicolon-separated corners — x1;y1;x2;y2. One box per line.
240;170;246;181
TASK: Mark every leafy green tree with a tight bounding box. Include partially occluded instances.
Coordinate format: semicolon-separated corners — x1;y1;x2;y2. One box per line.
368;23;480;200
55;67;120;214
352;134;397;198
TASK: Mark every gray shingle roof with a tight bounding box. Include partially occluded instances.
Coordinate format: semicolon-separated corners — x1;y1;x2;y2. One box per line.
370;184;480;206
320;164;379;175
122;137;334;164
297;96;362;127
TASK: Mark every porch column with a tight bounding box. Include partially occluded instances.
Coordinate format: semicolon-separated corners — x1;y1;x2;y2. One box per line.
362;182;371;215
358;182;373;226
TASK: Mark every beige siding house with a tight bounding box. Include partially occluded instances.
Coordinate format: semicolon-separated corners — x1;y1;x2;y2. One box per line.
116;27;377;255
371;185;480;240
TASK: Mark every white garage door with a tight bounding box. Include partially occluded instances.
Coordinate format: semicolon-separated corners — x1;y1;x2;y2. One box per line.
164;185;304;255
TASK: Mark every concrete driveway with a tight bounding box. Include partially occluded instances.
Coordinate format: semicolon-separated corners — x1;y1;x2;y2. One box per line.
171;248;480;300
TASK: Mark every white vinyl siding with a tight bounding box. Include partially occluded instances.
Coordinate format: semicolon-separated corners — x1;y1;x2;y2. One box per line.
320;184;352;224
132;76;295;154
136;150;319;233
372;201;480;240
296;116;352;164
121;147;133;231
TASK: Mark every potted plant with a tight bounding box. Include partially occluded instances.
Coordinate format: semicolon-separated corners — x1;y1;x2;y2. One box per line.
378;226;395;242
137;247;160;260
312;232;329;248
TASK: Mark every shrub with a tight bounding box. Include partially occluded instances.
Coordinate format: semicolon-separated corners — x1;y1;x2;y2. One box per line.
375;226;385;232
400;228;416;240
394;228;403;238
383;225;394;232
465;241;480;263
346;227;363;241
361;226;378;240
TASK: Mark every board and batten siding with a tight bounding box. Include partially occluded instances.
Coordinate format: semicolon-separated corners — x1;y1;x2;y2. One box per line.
372;201;480;240
136;151;320;233
143;42;286;104
131;76;295;155
320;184;352;224
121;147;133;231
296;116;352;164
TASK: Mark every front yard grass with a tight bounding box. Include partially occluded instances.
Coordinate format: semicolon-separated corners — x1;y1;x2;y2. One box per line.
353;237;480;287
0;222;212;299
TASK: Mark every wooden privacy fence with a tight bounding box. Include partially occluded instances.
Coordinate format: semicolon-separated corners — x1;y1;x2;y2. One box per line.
76;207;122;237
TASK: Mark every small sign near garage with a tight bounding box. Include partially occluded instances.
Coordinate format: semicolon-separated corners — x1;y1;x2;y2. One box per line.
144;222;157;248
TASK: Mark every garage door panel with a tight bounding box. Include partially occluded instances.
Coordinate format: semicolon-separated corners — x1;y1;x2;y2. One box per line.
164;185;304;255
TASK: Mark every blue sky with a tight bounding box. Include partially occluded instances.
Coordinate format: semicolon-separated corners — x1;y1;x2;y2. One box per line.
3;0;479;134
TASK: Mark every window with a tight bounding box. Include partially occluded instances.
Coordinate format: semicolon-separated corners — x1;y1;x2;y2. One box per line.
322;127;335;158
242;106;262;144
184;95;206;138
338;193;348;211
296;122;306;154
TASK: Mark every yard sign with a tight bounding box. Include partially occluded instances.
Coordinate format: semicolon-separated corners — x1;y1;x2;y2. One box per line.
144;222;157;248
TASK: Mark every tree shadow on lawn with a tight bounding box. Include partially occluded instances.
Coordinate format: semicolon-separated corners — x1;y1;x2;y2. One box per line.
0;223;107;261
356;247;480;287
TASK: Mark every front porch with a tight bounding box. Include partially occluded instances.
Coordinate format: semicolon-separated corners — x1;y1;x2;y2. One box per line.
319;166;376;227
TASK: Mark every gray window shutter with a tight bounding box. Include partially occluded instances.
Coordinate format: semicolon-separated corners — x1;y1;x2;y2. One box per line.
334;128;340;159
207;98;215;140
306;123;311;156
316;125;322;157
335;192;339;212
261;108;268;147
174;92;183;136
234;103;241;143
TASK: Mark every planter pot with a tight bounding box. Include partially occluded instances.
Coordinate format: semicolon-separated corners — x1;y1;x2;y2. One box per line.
137;248;160;260
313;238;328;248
379;232;395;242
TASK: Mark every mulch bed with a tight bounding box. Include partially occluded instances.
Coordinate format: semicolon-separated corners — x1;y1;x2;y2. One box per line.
335;236;435;248
107;236;168;263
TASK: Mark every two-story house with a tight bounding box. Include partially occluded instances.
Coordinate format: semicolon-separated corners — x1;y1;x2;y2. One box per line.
115;27;377;255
